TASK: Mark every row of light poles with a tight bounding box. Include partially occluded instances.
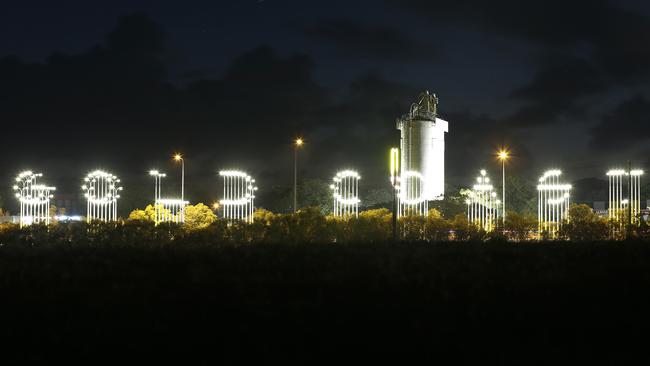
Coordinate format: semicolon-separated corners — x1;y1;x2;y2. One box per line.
150;154;185;203
388;146;510;235
150;140;305;216
165;139;304;215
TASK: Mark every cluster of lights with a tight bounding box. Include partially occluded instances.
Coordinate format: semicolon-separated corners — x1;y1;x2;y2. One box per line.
155;199;188;224
330;170;361;217
537;170;571;238
13;171;56;227
219;170;257;223
149;169;187;224
82;170;123;222
607;168;644;232
465;169;500;232
397;170;428;217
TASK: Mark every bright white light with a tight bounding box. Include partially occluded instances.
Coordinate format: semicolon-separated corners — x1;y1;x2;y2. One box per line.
397;170;428;217
631;169;644;176
154;198;188;224
219;170;257;223
608;167;643;232
467;170;500;232
82;170;122;222
607;169;626;176
538;169;571;239
14;171;55;227
331;170;361;217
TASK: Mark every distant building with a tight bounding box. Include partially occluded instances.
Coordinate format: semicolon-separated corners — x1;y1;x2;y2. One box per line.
592;201;608;217
53;193;83;216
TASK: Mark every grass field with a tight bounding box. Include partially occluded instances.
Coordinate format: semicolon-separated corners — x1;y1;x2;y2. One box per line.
1;241;650;363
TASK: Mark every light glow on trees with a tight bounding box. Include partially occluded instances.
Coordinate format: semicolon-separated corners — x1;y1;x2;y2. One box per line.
155;199;188;224
331;170;360;217
82;170;122;222
537;169;571;239
219;170;257;223
149;169;187;224
13;171;55;227
466;169;500;232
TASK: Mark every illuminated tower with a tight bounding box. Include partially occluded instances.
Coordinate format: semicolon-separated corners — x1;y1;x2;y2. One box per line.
396;91;448;202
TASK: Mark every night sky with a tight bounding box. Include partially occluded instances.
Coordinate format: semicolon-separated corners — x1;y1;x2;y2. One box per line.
2;0;650;213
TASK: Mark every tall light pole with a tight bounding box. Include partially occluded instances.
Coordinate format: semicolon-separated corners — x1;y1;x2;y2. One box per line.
390;147;400;241
293;138;303;213
174;154;184;202
497;149;509;227
149;170;166;202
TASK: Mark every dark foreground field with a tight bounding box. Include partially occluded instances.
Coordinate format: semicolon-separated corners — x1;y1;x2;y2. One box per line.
2;241;650;364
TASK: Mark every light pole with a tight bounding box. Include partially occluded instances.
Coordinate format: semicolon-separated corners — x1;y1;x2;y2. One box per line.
149;170;166;202
293;138;303;213
174;154;184;202
497;149;509;228
390;147;400;240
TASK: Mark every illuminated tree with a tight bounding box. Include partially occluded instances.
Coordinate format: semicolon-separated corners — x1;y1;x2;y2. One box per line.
184;203;217;230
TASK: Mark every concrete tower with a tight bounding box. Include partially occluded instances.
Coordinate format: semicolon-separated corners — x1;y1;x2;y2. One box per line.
396;91;448;200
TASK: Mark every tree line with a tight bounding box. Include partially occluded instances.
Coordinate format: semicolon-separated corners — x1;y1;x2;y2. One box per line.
0;203;648;246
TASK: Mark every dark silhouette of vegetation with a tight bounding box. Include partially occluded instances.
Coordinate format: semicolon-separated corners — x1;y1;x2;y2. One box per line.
2;239;650;363
559;203;610;241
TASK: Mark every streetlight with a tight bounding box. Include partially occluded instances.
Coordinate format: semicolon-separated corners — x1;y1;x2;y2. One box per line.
390;147;400;240
293;138;303;213
173;154;184;202
497;149;509;226
149;170;166;203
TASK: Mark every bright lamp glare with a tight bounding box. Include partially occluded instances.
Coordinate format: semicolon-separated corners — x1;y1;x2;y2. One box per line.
219;170;257;223
331;170;361;217
13;171;55;227
83;170;122;222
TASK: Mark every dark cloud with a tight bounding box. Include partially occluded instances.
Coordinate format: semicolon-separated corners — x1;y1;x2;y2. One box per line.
504;57;607;126
303;19;438;61
511;58;606;102
392;0;650;126
389;0;649;62
0;14;430;211
443;111;534;180
589;95;650;149
388;0;612;46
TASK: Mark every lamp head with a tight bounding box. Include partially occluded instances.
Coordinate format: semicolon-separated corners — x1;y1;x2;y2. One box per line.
498;150;509;160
